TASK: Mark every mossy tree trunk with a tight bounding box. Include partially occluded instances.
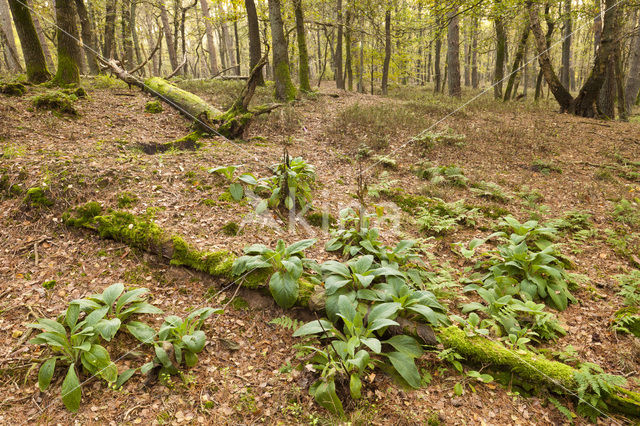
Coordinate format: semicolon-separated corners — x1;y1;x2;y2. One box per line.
7;0;50;83
53;0;81;86
293;0;311;93
268;0;296;101
63;203;640;419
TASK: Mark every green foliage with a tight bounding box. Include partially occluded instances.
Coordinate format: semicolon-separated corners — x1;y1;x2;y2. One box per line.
612;198;640;228
459;216;575;311
232;239;316;308
208;165;250;201
410;128;466;149
414;162;468;187
611;271;640;337
367;172;398;199
574;362;627;420
145;100;163;113
416;199;479;234
220;221;240;236
325;207;385;258
131;307;222;377
531;159;562;175
372;155;397;169
469;181;512;203
116;191;138;208
31;90;78;115
28;293;141;412
547;210;593;234
269;316;303;331
24;187;53;208
616;270;640;307
0;82;26;96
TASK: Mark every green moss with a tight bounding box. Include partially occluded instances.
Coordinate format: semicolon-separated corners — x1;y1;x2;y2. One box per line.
221;221;240;236
201;198;216;207
218;192;233;202
42;279;56;289
62;201;103;227
145;100;163;113
230;297;249;310
117;191;139;208
170;236;234;278
94;211;169;252
274;61;297;102
305;211;336;227
52;50;80;86
31;90;78;115
0;82;26;96
61;86;87;99
383;188;431;213
24;187;53;208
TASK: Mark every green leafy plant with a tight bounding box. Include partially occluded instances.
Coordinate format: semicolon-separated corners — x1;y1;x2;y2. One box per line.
129;307;222;378
414;163;468;187
28;304;133;412
269;315;303;331
611;271;640;337
612;198;640;228
232;239;316;308
574;362;627;420
208;165;251;201
325;207;385;258
64;283;162;341
458;216;575;311
470;181;512;203
416;199;479;234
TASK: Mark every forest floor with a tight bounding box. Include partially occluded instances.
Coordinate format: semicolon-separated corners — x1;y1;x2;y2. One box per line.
0;76;639;425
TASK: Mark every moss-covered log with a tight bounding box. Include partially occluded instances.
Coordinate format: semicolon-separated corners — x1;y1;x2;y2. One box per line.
98;54;280;138
63;202;640;419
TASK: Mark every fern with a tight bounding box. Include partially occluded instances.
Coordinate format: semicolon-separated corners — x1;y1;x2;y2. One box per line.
547;396;576;421
269;316;303;332
574;362;627;399
616;270;640;307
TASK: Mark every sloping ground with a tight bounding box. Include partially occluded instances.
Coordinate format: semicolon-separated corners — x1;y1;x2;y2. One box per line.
0;78;638;424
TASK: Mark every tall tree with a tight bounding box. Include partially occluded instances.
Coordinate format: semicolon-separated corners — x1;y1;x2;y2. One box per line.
381;8;391;95
345;9;353;91
74;0;99;74
433;9;442;92
447;6;461;97
471;16;478;89
493;5;507;99
218;4;237;73
159;0;179;70
0;0;21;72
53;0;81;85
245;0;262;84
335;0;344;89
560;0;572;90
624;11;640;113
103;0;118;58
504;18;529;101
7;0;50;82
268;0;296;100
121;0;134;68
201;0;219;76
293;0;311;92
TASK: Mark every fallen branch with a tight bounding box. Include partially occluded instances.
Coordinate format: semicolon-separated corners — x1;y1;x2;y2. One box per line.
130;32;163;75
164;54;187;79
62;202;640;419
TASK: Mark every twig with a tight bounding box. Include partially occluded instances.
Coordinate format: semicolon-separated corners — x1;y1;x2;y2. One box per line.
164;54;188;79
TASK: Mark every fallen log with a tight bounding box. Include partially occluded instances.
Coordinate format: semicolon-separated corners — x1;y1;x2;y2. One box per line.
62;202;640;419
98;53;280;139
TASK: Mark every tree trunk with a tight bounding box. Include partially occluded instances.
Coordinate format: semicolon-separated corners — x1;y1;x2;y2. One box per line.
560;0;571;90
103;0;118;58
8;0;50;82
293;0;311;92
218;4;236;74
131;0;143;73
446;7;461;97
0;0;21;72
528;1;572;111
74;0;99;74
345;10;352;91
504;19;529;101
381;9;391;95
335;0;344;89
471;16;478;89
268;0;296;101
121;0;134;69
493;15;506;99
624;12;640;114
433;10;441;92
200;0;219;76
358;39;364;92
598;54;616;118
245;0;262;84
234;20;240;75
160;0;179;71
26;0;53;70
53;0;81;85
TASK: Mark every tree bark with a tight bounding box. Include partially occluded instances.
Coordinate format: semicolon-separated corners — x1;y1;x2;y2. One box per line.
53;0;81;85
200;0;219;76
504;19;529;101
381;9;391;95
234;20;240;75
345;10;352;91
103;0;118;58
245;0;262;84
74;0;99;74
335;0;344;89
446;6;461;97
268;0;296;101
560;0;571;89
0;0;21;72
218;4;236;74
7;0;50;82
624;12;640;114
293;0;311;92
159;0;179;71
471;16;478;89
493;13;506;99
121;0;134;69
433;9;441;92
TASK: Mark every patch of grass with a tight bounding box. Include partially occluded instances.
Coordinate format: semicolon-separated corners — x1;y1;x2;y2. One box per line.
145;100;163;113
410;127;466;150
24;187;53;208
414;162;468;187
92;74;127;89
372;155;397;169
470;181;512;203
0;82;26;96
117;191;139;208
31;91;78;115
220;221;241;236
531;159;562;175
0;143;26;159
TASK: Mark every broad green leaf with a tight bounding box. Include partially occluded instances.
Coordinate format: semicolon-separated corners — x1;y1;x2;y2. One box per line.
310;380;344;418
65;303;80;329
94;318;121;341
28;318;66;335
182;330;206;353
115;288;148;313
140;362;155;374
84;306;109;327
337;295;357;323
285;239;317;256
238;173;258;186
454;382;464;396
367;302;400;323
353;255;374;274
269;271;299;309
350;373;362;399
292;319;335;337
360;337;382;353
321;260;350;277
126;321;156;344
38;358;56;391
61;364;81;412
155;346;173;368
387;351;421;389
384;335;423;358
368;318;399;332
114;368;136;389
229;183;244;201
184;351;198;367
101;362;118;383
101;283;125;308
